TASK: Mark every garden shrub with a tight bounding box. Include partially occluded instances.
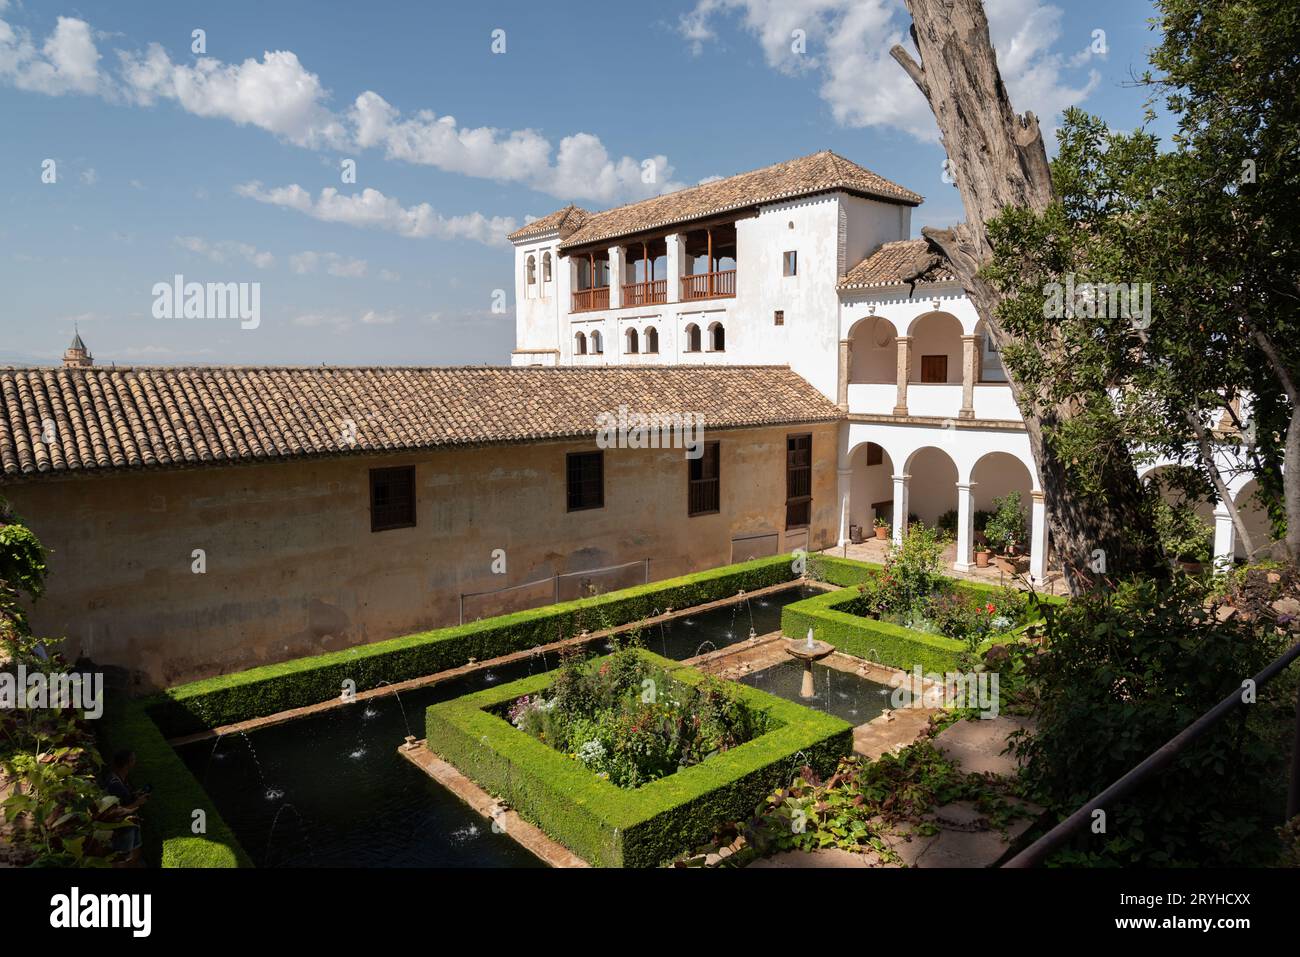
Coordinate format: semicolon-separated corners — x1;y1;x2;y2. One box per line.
982;492;1027;553
1010;571;1296;866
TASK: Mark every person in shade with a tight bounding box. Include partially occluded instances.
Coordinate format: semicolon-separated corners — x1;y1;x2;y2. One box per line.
102;749;149;865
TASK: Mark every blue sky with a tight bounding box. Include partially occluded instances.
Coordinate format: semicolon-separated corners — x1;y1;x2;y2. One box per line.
0;0;1167;367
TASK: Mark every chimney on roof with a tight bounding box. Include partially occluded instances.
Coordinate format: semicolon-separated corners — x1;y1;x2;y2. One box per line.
63;327;93;368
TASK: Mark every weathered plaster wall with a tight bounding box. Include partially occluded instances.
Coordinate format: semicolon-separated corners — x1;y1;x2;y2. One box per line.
2;422;836;688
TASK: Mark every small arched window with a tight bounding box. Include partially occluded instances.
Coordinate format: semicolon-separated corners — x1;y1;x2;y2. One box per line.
575;331;587;355
526;255;536;285
709;322;725;352
626;328;639;354
542;252;552;282
645;326;659;354
685;323;702;353
590;330;603;354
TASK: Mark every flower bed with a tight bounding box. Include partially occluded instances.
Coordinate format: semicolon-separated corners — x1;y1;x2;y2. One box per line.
425;648;853;867
794;549;1063;673
504;649;770;789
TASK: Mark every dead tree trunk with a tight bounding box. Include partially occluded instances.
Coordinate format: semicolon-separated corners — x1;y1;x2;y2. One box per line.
892;0;1164;592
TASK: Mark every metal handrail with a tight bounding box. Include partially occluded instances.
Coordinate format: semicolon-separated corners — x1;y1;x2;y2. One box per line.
1004;637;1300;867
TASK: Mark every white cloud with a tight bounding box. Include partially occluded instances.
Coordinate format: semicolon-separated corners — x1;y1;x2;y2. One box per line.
680;0;1101;143
0;11;681;205
236;181;517;246
79;167;97;185
0;15;102;95
291;310;396;331
360;309;396;325
174;235;275;269
350;91;682;203
119;45;347;148
378;269;400;282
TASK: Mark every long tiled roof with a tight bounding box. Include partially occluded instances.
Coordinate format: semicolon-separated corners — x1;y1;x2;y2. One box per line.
0;365;841;479
839;238;957;290
506;204;591;242
556;150;923;251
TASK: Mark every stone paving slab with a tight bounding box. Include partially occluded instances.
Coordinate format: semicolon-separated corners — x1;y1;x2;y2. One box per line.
932;715;1033;777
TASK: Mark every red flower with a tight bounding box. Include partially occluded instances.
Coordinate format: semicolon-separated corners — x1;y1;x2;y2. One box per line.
986;603;996;614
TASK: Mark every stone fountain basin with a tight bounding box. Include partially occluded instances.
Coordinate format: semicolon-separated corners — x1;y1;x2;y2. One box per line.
783;638;835;662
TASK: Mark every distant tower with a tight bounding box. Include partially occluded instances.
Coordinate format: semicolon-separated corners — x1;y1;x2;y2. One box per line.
62;328;93;368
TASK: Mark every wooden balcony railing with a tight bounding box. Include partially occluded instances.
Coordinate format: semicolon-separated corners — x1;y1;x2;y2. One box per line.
680;269;736;301
621;279;667;307
571;286;609;313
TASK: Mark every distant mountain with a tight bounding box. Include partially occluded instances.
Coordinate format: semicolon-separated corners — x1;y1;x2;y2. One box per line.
0;352;54;367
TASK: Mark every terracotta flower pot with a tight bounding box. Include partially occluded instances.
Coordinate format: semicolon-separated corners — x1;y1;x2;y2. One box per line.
975;551;990;568
874;525;888;540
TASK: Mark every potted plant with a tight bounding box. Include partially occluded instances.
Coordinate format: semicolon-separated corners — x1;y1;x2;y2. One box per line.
974;544;990;568
873;516;889;540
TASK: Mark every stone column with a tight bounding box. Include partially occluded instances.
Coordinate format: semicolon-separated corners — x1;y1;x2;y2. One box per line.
893;336;912;415
954;481;977;571
960;334;978;419
837;467;853;545
891;473;910;544
1029;490;1048;585
665;234;685;302
837;339;851;411
607;245;625;309
1213;504;1236;571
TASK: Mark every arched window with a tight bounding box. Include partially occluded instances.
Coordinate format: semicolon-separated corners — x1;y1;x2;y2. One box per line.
709;321;725;352
645;326;659;354
542;252;552;282
626;328;640;354
685;323;702;353
590;330;603;354
526;255;536;285
575;331;587;355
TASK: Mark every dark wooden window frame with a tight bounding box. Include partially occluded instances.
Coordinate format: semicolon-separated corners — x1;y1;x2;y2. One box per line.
370;465;417;532
688;441;721;517
774;310;785;326
566;450;605;512
785;433;812;529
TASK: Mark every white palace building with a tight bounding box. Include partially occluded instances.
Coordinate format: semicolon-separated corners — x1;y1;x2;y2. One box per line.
509;151;1268;582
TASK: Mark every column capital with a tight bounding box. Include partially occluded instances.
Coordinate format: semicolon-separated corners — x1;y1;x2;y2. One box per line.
891;473;911;483
895;335;913;344
956;481;976;492
960;333;980;342
836;467;854;477
1031;489;1045;503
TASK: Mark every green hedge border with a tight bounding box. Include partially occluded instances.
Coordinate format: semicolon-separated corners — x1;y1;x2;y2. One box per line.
424;648;853;867
100;699;250;868
150;554;800;738
789;556;1064;673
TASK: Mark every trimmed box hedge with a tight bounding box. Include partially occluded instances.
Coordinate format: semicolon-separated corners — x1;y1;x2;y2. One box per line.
425;648;853;867
100;699;250;868
150;554;800;738
788;557;1065;674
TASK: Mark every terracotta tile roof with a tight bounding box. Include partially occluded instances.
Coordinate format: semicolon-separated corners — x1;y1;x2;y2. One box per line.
0;365;840;479
506;204;591;242
558;150;923;250
838;237;957;290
